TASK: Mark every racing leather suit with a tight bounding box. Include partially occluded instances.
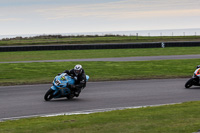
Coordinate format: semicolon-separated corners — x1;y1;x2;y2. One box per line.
63;69;86;96
194;68;200;84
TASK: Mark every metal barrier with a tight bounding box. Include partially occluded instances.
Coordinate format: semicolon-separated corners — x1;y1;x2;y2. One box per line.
0;41;199;52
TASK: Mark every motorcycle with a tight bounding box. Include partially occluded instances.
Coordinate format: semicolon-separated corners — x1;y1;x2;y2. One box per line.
185;68;200;88
44;73;89;101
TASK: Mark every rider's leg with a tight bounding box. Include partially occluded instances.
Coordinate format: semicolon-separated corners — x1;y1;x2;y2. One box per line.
198;76;200;84
74;86;82;97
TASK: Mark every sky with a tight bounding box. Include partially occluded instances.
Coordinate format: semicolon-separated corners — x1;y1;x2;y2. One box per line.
0;0;200;35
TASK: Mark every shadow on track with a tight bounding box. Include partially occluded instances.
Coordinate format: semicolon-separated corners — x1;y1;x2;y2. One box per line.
184;87;200;90
43;98;84;102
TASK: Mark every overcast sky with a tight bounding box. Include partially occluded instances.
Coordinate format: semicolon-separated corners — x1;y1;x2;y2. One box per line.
1;0;200;35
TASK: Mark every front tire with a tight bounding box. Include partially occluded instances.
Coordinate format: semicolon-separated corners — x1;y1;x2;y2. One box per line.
44;89;55;101
185;78;193;88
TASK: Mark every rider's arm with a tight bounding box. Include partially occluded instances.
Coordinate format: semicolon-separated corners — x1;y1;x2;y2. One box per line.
64;69;75;77
63;70;72;75
63;70;70;74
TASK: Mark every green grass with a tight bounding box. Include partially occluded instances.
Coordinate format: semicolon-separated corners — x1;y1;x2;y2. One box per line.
0;35;200;46
1;47;200;62
1;40;200;132
1;101;200;133
0;59;199;85
1;47;200;85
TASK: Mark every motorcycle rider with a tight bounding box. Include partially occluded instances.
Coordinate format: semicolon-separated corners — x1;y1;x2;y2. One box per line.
196;65;200;83
63;64;86;97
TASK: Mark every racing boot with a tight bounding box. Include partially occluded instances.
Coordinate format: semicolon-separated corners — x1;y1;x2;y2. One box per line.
74;88;81;97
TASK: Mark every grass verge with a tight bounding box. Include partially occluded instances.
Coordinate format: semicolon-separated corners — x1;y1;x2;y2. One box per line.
0;59;199;85
0;47;200;62
1;101;200;133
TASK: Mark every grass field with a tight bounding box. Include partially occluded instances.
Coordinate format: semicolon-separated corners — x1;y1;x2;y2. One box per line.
0;59;199;85
1;47;200;85
0;35;200;46
1;46;200;132
0;47;200;62
1;101;200;133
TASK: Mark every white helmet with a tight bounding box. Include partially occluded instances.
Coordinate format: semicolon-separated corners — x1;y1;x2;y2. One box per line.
74;64;82;75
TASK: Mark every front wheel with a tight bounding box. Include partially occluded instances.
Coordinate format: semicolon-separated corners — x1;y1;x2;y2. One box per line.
185;78;193;88
44;89;55;101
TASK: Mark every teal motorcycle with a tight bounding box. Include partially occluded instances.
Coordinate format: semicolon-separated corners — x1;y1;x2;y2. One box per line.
44;73;89;101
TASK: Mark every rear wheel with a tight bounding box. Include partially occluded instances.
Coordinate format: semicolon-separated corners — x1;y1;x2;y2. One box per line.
185;78;193;88
44;89;55;101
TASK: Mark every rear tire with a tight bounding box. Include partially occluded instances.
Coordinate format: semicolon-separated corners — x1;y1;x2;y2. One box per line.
44;89;55;101
185;78;193;88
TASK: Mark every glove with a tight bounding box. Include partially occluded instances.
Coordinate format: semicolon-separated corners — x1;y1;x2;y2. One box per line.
71;76;77;80
74;76;78;80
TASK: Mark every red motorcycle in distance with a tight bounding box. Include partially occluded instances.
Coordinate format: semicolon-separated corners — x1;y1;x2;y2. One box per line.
185;65;200;88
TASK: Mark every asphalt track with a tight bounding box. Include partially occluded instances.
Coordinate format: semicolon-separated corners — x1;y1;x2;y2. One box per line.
1;54;200;121
0;54;200;63
1;78;200;121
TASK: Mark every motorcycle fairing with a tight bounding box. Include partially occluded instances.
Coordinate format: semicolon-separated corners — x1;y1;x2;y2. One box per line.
194;68;200;76
48;73;89;99
86;75;89;81
50;74;76;98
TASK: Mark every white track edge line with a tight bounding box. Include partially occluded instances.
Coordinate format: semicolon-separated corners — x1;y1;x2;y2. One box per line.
0;102;181;122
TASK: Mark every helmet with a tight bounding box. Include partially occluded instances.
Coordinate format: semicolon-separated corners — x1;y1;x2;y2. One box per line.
197;65;200;69
74;64;82;75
